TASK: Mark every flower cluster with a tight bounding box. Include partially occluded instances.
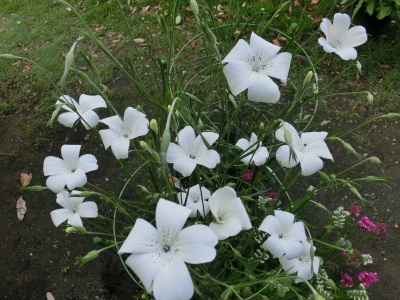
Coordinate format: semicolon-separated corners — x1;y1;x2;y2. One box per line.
349;203;361;216
357;216;387;234
356;271;379;288
340;273;354;288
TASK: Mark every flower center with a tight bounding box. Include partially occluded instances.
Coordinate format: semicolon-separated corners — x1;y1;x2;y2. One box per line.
189;153;195;159
279;234;283;238
163;245;171;252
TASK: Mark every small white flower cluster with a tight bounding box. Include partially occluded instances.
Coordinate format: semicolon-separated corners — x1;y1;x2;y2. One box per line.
346;284;369;300
361;254;373;265
251;247;269;264
335;237;353;249
332;207;350;228
276;284;290;298
308;269;334;300
257;196;269;212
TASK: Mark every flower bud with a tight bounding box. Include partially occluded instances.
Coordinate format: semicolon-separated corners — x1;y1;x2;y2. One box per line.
318;171;331;182
312;83;318;94
70;67;91;83
283;129;292;145
75;250;99;266
313;202;331;214
342;142;355;153
326;279;337;290
303;71;313;87
232;249;243;258
47;106;61;127
366;92;373;105
66;226;87;235
0;54;17;59
140;141;160;162
190;0;199;15
138;185;151;194
320;120;330;126
70;191;92;197
149;119;158;135
20;185;46;191
369;156;383;165
175;15;182;25
356;61;362;74
259;122;265;131
384;113;400;120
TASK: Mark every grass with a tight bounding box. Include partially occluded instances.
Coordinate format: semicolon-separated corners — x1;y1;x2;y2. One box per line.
0;0;399;133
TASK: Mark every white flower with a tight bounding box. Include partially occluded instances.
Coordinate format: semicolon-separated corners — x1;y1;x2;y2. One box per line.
275;122;333;176
279;242;320;283
166;126;220;177
57;94;107;129
99;107;149;159
177;184;211;218
236;132;269;166
318;13;368;60
222;32;292;103
209;186;252;240
118;199;218;300
50;190;98;227
259;210;306;259
43;145;98;193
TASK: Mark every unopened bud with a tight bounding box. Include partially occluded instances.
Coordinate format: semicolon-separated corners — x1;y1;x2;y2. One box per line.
356;61;362;74
66;226;87;235
70;67;91;83
149;119;158;135
342;142;355;153
175;15;182;25
369;156;382;165
318;171;331;182
20;185;46;191
283;129;292;145
70;191;92;197
140;141;160;162
366;92;373;105
312;83;318;94
0;54;17;59
47;106;61;126
190;0;199;15
259;122;265;131
303;71;313;86
232;249;243;258
138;185;151;194
161;130;171;154
312;295;325;300
75;250;99;266
313;202;331;214
320;120;330;126
326;279;337;290
384;113;400;120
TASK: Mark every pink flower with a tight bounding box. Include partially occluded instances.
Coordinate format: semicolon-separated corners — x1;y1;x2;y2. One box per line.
356;271;379;288
349;203;361;216
243;172;254;180
339;273;354;288
264;193;276;199
357;216;377;232
342;250;361;265
374;222;387;234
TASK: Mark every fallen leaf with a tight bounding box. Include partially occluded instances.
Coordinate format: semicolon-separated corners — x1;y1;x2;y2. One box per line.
46;292;55;300
16;197;27;221
311;0;319;4
19;173;32;186
307;4;317;10
313;12;324;23
134;38;145;44
294;0;302;7
272;38;280;46
140;5;149;13
190;41;197;49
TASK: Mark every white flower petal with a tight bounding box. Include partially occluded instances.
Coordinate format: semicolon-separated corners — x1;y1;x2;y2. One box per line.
50;208;73;227
262;234;285;258
153;255;194;300
236;137;250;151
79;94;107;110
67;212;84;227
57;95;79;112
175;225;217;263
58;112;79;128
110;138;130;159
280;256;301;274
274;210;295;227
99;129;121;149
80;110;100;129
61;145;81;162
65;168;87;189
250;32;281;61
156;199;191;242
222;39;253;63
125;252;163;293
195;200;210;218
173;157;197;177
300;132;327;145
253;147;269;166
275;122;301;148
319;18;332;36
259;215;281;235
43;156;68;176
304;140;333;161
248;72;281;103
123;107;149;138
46;175;67;193
290;222;307;242
332;13;351;36
260;52;292;83
223;60;252;95
100;115;124;131
299;153;324;176
318;37;336;53
56;190;75;208
119;218;160;254
166;143;188;164
176;126;197;153
195;149;220;169
343;26;368;48
78;154;98;172
334;47;358;61
281;239;305;260
77;201;98;218
276;145;302;168
209;217;243;240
